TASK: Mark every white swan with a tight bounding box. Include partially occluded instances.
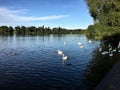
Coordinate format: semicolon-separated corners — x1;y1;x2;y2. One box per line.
117;45;120;49
109;47;112;51
64;41;66;45
62;54;68;60
88;40;92;43
109;51;113;57
101;51;109;55
58;50;63;55
78;42;82;46
80;45;84;48
118;50;120;53
108;44;111;48
99;47;102;52
113;48;116;52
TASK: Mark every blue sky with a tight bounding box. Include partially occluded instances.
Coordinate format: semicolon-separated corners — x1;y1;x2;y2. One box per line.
0;0;93;29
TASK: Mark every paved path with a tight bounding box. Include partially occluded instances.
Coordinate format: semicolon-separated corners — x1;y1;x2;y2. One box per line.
94;60;120;90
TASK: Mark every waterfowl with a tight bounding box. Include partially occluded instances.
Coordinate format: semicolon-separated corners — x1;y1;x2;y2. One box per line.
62;54;68;60
99;47;102;52
109;51;113;57
64;41;66;45
101;51;106;55
105;51;109;54
12;52;17;55
58;50;63;55
80;45;84;48
118;50;120;53
117;43;120;49
88;40;92;43
117;45;120;49
66;63;72;66
78;42;82;46
113;48;117;52
101;51;109;55
108;44;111;48
109;47;112;51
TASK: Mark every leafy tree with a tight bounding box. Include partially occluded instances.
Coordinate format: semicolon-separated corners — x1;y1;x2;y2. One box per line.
86;0;120;39
8;26;14;35
0;25;85;35
0;26;9;34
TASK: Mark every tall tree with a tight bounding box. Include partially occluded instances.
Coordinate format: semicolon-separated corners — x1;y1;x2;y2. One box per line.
86;0;120;39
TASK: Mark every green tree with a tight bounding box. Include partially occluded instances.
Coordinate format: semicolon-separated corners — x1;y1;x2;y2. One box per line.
0;26;9;34
8;26;14;35
86;0;120;39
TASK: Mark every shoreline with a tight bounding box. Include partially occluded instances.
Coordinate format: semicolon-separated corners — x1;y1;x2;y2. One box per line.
94;59;120;90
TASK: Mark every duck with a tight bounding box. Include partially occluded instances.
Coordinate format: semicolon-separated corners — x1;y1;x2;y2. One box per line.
12;52;17;55
58;50;63;55
66;63;72;66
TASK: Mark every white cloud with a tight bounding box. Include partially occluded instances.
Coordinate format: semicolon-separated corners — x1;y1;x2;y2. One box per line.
0;7;69;23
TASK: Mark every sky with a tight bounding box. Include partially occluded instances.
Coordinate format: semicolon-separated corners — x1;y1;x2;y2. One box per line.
0;0;93;29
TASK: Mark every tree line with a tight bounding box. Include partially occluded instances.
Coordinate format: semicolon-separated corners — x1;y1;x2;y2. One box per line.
85;0;120;39
0;26;85;35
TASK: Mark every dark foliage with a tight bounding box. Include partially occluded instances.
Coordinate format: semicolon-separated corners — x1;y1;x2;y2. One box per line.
0;26;85;35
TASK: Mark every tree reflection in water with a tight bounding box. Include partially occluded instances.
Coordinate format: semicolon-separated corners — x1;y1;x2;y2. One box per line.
85;40;120;90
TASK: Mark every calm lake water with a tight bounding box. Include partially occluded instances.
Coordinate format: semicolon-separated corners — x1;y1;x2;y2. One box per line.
0;34;119;90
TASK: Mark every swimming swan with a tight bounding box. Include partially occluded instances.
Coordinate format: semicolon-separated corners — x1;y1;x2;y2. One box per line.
80;45;84;48
62;54;68;60
109;51;113;57
88;40;92;43
64;42;66;45
58;50;63;55
78;42;82;46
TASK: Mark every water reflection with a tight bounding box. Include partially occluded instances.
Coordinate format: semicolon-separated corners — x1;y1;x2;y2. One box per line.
1;34;119;90
85;40;120;90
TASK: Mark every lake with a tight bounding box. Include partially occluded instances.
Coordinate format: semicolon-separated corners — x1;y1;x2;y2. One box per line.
0;34;119;90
